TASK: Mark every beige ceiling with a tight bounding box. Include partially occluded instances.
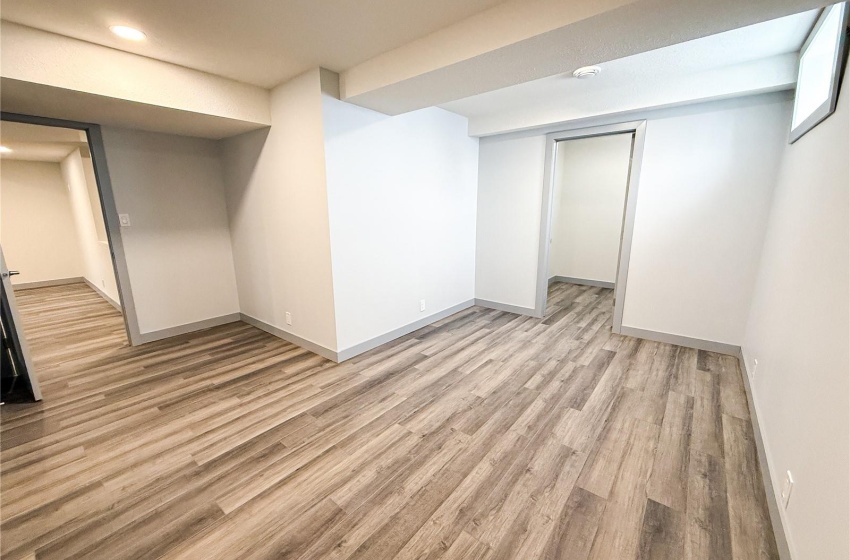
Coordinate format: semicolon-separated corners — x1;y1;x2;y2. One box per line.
0;0;507;88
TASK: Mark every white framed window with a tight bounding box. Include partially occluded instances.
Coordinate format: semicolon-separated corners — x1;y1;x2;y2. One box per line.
789;2;849;143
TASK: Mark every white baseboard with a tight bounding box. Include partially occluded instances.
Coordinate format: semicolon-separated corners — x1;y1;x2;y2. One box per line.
473;298;537;317
738;348;793;560
82;278;122;311
137;313;241;344
12;277;84;290
548;275;615;289
617;325;740;356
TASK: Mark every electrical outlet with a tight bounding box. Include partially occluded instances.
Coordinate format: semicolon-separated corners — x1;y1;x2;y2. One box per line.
118;214;131;227
101;279;105;288
285;312;292;326
420;300;426;312
751;358;758;379
781;471;794;509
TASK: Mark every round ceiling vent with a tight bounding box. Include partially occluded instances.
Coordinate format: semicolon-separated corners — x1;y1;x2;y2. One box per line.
572;65;602;79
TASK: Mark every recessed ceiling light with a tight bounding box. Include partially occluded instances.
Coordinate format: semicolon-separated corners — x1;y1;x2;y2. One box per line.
110;25;146;41
0;146;12;154
572;65;602;79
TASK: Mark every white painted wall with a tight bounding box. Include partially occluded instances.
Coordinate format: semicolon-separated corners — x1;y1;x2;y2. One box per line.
102;126;240;334
476;93;788;345
742;72;849;560
549;133;631;284
220;69;338;352
59;148;120;305
475;134;546;310
221;69;479;357
322;97;479;353
82;156;108;242
0;160;84;285
81;154;121;305
622;95;787;344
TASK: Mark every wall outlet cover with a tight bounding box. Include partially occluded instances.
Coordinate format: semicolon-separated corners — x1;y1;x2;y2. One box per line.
751;358;758;379
118;214;131;227
285;312;292;326
420;300;426;312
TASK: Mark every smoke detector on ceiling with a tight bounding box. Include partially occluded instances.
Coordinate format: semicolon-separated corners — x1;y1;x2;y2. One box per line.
572;65;602;79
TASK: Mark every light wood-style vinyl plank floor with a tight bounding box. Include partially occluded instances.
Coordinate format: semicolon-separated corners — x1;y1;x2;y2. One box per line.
0;282;778;559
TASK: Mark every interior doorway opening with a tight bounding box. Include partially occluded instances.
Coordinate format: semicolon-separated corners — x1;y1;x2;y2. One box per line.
0;116;134;403
535;121;647;334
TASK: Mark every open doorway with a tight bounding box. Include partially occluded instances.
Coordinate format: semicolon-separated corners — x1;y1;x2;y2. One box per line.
0;116;135;402
535;121;646;334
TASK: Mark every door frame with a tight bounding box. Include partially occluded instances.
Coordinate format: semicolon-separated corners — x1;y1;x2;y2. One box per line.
534;120;647;334
1;112;142;345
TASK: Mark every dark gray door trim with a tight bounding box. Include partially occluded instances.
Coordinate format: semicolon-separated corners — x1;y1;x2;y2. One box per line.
1;112;142;345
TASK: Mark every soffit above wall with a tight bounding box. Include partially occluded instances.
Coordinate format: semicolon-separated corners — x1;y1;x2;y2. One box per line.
440;10;818;136
341;0;828;114
1;78;269;140
0;121;86;144
0;142;79;163
0;121;85;162
0;22;272;139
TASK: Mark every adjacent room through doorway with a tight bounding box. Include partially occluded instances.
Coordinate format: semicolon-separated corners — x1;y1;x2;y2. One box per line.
0;121;125;401
540;129;637;330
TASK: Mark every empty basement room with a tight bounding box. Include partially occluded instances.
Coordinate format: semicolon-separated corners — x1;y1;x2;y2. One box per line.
0;0;847;558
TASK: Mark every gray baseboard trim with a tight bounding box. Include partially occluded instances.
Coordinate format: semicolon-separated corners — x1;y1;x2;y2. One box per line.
137;313;241;344
473;298;537;317
548;276;615;289
82;278;122;311
336;299;475;362
239;313;339;362
12;277;84;290
617;325;740;356
737;349;793;560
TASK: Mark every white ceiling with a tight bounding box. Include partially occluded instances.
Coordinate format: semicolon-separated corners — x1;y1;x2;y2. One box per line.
440;9;818;135
0;0;507;88
0;121;89;162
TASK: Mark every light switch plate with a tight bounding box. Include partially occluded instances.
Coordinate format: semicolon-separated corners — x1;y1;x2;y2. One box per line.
118;214;131;227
